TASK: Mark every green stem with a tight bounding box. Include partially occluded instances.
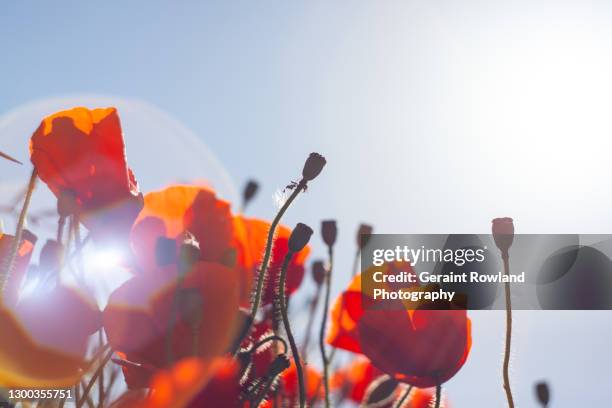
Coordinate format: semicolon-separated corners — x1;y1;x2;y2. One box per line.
76;348;113;408
502;253;515;408
232;180;306;354
0;168;36;296
278;251;306;408
393;385;413;408
250;180;306;319
319;247;333;408
434;384;442;408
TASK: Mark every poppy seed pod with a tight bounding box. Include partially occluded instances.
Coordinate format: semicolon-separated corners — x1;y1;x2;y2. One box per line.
288;223;313;253
302;152;326;181
312;260;326;286
357;224;373;249
321;220;337;248
242;180;259;206
492;217;514;255
535;381;550;406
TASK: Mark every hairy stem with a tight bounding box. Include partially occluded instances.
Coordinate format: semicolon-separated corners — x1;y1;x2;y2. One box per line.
502;252;515;408
319;247;333;408
434;384;442;408
0;168;37;296
278;251;306;408
251;181;305;320
393;385;413;408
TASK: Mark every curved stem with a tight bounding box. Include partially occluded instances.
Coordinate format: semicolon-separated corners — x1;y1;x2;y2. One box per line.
502;253;515;408
250;180;305;319
1;168;37;296
278;251;306;408
434;384;442;408
232;180;306;354
393;385;413;408
319;246;333;408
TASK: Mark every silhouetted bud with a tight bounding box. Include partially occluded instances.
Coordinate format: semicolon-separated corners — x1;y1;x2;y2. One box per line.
321;220;337;247
155;236;176;266
357;224;373;248
39;239;63;271
312;260;326;286
492;217;514;255
242;180;259;207
268;354;291;377
535;381;550;406
362;375;398;407
302;153;326;181
57;189;79;217
179;232;200;272
288;223;313;253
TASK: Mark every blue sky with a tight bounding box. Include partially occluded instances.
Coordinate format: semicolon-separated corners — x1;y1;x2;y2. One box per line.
4;1;612;406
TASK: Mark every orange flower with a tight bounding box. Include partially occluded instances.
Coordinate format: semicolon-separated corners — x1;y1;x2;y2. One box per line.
332;356;384;403
111;358;236;408
103;261;242;388
278;361;322;406
407;387;449;408
327;266;471;388
0;303;90;388
29;107;142;241
131;185;253;303
237;216;310;306
0;230;36;306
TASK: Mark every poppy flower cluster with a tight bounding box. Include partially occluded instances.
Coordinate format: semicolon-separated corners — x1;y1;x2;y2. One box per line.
0;106;473;408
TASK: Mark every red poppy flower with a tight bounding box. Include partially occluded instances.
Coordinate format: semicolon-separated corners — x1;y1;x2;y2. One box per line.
327;266;471;388
280;361;322;406
0;231;36;306
237;216;310;306
111;358;235;408
131;185;253;304
332;356;384;403
103;261;242;389
407;387;449;408
29;107;142;241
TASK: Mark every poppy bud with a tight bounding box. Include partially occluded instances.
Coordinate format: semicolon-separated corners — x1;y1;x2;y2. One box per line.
312;260;326;286
357;223;373;248
535;381;550;406
242;180;259;207
179;232;200;272
302;152;326;181
321;220;337;248
268;354;291;377
362;375;398;407
39;239;64;271
288;223;313;253
492;217;514;255
57;189;79;217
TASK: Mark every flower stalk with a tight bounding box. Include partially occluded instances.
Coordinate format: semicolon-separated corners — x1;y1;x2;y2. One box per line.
319;220;337;408
278;251;306;408
0;168;37;296
492;217;515;408
393;385;413;408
